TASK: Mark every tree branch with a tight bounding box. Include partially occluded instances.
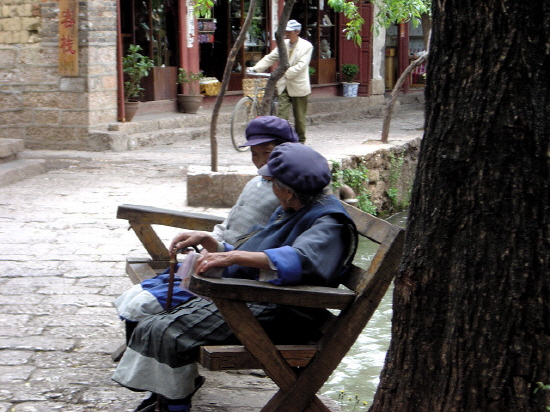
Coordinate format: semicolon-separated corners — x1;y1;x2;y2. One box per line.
208;0;258;171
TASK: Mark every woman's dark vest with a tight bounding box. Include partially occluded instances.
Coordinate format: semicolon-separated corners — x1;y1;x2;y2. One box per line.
225;195;357;286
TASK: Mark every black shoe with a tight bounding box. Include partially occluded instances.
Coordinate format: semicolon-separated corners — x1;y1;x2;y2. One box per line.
134;393;159;412
132;377;204;412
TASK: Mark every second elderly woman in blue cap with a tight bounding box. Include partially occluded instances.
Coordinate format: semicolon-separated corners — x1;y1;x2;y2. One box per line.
113;143;358;412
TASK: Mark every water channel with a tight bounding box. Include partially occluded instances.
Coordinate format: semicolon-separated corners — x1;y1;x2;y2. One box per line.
321;211;408;411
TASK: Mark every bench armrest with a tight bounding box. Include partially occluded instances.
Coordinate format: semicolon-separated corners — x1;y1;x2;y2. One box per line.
189;274;355;310
117;204;225;261
117;204;225;231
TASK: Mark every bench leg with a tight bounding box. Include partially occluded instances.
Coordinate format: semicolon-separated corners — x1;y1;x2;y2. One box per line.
213;298;332;412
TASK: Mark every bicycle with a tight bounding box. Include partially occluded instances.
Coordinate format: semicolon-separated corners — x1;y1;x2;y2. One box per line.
231;72;278;151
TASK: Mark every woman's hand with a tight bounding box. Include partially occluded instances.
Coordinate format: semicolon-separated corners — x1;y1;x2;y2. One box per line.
195;250;271;273
169;231;219;257
195;251;235;273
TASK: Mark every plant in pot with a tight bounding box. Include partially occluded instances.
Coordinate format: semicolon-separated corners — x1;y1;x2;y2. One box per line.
341;63;360;97
177;68;204;114
122;44;154;121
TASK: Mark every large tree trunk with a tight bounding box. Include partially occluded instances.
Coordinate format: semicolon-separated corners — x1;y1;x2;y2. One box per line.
370;1;550;411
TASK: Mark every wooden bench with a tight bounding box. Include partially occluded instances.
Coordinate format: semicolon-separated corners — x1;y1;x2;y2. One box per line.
116;202;405;412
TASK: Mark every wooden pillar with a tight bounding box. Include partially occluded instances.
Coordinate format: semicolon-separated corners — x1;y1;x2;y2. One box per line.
398;21;410;93
116;0;125;121
178;0;200;76
358;0;373;96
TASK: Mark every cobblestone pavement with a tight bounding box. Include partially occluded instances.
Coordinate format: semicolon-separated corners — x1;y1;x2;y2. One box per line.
0;105;424;412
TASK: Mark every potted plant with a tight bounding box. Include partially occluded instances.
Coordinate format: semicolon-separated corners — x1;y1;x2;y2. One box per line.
122;44;154;121
177;68;204;114
341;63;360;97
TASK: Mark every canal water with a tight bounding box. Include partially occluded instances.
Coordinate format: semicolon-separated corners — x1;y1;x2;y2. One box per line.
321;211;408;411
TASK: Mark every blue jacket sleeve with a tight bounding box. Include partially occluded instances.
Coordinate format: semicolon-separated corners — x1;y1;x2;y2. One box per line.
264;246;302;285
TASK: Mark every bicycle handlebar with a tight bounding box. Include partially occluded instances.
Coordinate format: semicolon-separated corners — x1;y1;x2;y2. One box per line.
245;72;271;78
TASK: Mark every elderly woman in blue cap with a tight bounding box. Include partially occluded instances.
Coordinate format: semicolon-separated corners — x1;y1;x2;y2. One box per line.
113;143;358;412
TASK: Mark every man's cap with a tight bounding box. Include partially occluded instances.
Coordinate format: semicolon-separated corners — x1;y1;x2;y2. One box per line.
258;143;331;194
286;20;302;31
240;116;299;147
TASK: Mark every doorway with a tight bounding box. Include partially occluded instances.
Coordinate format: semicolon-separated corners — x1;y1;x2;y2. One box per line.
120;0;180;101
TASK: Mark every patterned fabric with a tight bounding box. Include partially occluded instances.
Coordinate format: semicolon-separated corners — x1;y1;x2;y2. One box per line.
114;253;200;322
211;176;278;244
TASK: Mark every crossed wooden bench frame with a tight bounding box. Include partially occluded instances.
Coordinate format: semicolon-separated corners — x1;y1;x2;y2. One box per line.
116;203;405;412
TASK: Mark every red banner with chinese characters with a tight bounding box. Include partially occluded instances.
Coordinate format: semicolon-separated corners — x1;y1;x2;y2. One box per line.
58;0;79;76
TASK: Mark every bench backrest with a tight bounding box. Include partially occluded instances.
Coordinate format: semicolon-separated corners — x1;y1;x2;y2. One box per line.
340;202;405;296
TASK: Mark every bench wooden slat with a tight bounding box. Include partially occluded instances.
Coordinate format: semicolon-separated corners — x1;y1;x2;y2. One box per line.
341;202;402;244
126;260;168;284
118;204;224;230
200;345;318;371
189;275;356;310
130;221;170;261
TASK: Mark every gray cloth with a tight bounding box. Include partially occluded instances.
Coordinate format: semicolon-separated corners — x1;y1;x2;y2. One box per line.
212;176;278;244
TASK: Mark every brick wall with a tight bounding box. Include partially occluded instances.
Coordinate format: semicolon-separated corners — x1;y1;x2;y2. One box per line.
0;0;119;150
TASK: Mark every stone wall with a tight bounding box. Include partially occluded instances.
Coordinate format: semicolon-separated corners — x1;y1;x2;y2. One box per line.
338;138;421;215
187;138;421;215
0;0;118;150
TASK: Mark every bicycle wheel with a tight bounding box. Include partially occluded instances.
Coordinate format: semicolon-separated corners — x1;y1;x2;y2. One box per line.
231;97;257;151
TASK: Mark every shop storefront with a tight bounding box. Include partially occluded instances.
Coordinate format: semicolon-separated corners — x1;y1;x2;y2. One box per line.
0;0;385;150
117;0;376;110
384;20;428;91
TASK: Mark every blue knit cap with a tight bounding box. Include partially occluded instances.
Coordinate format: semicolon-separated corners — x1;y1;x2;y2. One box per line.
258;143;331;193
240;116;299;147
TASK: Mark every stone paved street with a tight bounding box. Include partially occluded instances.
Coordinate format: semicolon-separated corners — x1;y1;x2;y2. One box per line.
0;105;424;412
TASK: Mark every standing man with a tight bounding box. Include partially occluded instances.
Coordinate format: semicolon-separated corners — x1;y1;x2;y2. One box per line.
250;19;313;144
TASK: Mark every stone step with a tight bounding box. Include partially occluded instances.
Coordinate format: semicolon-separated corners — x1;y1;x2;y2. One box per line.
0;138;25;162
89;117;234;151
88;95;388;151
0;158;47;187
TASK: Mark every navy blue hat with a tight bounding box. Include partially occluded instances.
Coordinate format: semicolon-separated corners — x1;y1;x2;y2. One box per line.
258;143;331;193
240;116;299;147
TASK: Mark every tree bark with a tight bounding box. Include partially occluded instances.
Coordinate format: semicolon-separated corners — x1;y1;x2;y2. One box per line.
420;13;431;49
370;1;550;411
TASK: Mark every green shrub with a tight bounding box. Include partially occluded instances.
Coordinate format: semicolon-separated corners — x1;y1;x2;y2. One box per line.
331;161;377;215
122;44;154;100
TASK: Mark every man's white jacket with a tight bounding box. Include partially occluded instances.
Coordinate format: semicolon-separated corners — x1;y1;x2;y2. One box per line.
253;37;314;97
